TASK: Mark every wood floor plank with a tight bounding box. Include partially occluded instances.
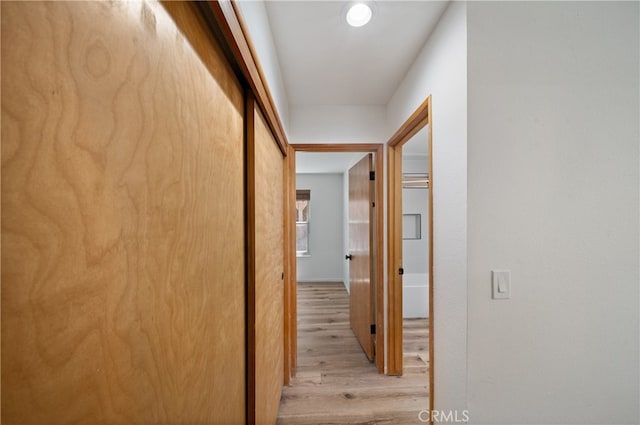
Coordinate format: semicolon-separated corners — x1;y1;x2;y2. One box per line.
277;282;429;424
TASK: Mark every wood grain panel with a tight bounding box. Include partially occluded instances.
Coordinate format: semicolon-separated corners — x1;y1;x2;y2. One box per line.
247;97;285;424
386;146;404;376
1;1;245;423
373;147;385;374
348;154;374;361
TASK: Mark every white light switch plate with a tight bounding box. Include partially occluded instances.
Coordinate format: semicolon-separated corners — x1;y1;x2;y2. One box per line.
492;270;511;299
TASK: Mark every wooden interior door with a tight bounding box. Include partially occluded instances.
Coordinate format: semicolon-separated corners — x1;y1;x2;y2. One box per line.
348;154;375;361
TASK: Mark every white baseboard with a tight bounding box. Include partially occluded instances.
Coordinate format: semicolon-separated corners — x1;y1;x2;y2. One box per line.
297;279;344;283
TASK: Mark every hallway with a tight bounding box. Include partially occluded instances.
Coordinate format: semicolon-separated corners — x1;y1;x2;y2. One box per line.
277;282;428;424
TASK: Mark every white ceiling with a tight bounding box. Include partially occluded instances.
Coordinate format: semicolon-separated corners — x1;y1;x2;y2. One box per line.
265;1;449;106
259;2;442;173
296;152;368;174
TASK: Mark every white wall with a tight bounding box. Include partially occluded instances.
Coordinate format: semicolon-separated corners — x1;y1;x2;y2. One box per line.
386;0;468;414
402;187;429;275
343;170;351;293
235;1;290;133
289;105;386;143
402;157;429;275
296;174;345;282
466;2;639;424
402;165;429;318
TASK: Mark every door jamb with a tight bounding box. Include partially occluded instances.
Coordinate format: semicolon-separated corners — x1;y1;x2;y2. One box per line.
290;143;385;373
386;96;434;416
283;144;296;384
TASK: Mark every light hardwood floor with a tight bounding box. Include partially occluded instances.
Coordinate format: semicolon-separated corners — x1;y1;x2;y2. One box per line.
277;282;429;425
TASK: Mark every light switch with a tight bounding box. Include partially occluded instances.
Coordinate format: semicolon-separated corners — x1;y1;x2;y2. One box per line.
492;270;510;299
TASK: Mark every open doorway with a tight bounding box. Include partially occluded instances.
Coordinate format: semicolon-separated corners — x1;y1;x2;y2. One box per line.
294;151;367;291
399;128;430;381
286;144;385;375
387;96;434;416
281;144;433;423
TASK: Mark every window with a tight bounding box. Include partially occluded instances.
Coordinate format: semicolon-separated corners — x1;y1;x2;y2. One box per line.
296;189;310;256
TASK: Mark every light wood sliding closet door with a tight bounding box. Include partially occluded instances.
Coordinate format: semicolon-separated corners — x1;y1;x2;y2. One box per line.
2;2;246;423
247;96;285;425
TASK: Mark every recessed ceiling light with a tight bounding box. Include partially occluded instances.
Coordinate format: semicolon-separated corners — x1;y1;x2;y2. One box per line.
346;3;372;27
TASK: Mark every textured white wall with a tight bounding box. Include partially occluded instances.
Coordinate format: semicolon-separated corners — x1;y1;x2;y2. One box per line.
289;105;386;143
402;166;430;319
296;174;344;282
343;170;351;293
402;157;429;275
402;187;428;275
235;1;290;133
386;0;468;413
467;2;639;424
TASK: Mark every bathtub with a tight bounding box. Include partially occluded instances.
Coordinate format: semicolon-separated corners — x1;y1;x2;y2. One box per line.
402;273;429;318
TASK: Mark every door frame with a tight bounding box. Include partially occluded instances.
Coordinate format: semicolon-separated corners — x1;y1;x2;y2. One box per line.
289;143;385;373
386;96;434;412
283;144;296;383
